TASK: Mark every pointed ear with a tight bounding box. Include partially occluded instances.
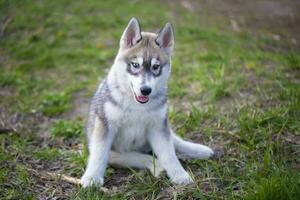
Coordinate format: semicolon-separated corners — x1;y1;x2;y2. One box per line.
120;17;142;49
155;22;174;55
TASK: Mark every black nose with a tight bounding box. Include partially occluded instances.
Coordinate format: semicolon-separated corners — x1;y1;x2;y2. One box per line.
140;86;152;96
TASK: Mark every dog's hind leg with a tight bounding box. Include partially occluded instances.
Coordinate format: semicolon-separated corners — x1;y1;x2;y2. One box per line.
109;151;164;177
172;130;214;159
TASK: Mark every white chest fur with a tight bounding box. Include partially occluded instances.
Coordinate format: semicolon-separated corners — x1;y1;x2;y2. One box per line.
104;101;166;152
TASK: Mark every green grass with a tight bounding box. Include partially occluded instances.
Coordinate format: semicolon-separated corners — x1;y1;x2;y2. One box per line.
40;92;71;116
244;170;300;200
51;119;84;139
0;0;299;199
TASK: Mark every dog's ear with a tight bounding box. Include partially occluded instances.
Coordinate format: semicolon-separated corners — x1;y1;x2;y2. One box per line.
155;22;174;55
120;17;142;49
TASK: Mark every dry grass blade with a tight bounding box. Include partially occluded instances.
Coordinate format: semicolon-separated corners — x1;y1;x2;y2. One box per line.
0;16;13;38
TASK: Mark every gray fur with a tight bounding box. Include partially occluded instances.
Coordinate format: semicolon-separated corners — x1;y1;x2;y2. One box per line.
85;79;118;144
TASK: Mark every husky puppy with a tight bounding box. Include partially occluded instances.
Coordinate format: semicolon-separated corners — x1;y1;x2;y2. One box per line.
81;17;214;187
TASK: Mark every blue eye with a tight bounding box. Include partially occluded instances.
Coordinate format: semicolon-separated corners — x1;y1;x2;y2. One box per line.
131;62;140;68
130;62;141;74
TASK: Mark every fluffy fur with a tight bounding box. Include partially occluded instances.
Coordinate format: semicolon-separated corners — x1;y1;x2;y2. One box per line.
81;17;214;187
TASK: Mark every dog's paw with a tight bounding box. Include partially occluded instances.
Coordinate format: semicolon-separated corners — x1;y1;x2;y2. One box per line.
149;162;164;178
198;145;214;158
187;145;214;159
81;174;104;188
171;171;193;185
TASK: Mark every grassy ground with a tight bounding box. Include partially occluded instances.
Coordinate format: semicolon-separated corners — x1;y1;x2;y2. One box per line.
0;0;299;199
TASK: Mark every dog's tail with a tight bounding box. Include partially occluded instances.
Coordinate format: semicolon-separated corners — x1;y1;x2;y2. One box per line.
171;130;214;159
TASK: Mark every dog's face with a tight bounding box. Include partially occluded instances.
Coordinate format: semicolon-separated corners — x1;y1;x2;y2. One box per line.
114;18;174;104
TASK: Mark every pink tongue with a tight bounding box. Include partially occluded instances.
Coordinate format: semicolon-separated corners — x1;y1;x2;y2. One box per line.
137;95;149;102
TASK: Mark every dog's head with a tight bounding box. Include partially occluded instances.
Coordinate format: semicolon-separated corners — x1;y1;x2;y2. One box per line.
114;17;174;104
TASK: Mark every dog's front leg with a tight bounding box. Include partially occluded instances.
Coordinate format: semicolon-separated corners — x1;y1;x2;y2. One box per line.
81;116;116;187
147;125;193;185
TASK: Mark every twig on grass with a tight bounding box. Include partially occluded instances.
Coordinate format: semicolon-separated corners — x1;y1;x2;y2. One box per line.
45;172;81;185
0;127;17;134
43;172;109;192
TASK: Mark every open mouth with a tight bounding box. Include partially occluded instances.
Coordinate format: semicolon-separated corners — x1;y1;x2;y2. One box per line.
134;94;149;104
130;83;149;104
